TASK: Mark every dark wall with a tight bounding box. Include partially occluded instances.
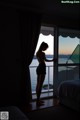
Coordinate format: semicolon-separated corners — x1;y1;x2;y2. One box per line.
0;6;27;106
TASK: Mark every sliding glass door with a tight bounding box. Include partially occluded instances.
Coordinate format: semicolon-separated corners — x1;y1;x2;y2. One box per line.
56;28;80;96
30;26;54;99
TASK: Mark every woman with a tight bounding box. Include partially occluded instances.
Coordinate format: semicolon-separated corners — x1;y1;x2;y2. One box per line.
36;42;55;106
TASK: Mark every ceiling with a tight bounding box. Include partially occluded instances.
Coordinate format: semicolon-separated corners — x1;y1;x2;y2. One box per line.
0;0;80;29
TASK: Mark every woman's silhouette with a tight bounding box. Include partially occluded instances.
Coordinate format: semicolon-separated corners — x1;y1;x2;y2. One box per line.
36;42;55;106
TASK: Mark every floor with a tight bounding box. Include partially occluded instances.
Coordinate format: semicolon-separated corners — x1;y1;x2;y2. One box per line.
20;93;80;120
21;97;59;113
33;98;59;110
27;103;80;120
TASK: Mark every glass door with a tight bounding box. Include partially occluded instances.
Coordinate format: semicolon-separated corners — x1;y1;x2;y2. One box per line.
57;28;80;96
30;26;54;99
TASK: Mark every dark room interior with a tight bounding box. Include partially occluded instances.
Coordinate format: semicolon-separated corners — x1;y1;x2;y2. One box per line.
0;0;80;120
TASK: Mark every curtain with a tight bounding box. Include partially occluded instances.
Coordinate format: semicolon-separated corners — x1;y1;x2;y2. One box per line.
18;11;41;103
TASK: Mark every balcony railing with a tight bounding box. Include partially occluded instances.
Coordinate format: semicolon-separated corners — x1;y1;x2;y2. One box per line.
29;63;79;99
29;65;53;93
58;63;79;82
29;65;53;99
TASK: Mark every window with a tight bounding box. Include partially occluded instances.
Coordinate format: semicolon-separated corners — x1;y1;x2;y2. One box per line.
57;28;80;92
30;26;54;99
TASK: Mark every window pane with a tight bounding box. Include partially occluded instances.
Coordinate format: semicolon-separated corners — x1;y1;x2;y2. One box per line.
58;36;80;64
56;29;80;94
56;65;79;91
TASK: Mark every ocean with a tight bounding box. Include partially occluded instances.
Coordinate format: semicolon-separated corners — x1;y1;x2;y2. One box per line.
29;57;71;92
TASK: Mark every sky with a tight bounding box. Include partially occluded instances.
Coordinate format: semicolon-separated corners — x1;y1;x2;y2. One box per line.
35;33;80;55
59;36;79;55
